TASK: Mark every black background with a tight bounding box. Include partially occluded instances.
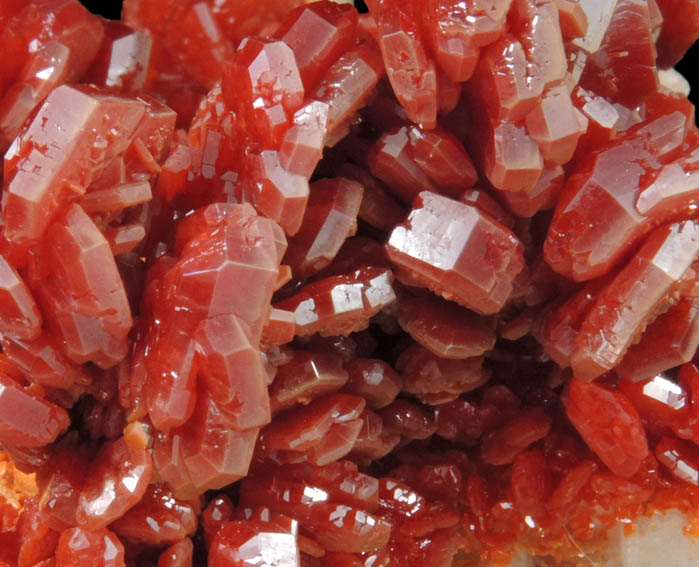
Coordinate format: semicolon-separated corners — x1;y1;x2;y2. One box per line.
78;0;696;108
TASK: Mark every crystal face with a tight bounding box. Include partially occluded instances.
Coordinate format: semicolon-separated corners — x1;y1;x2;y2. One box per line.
385;191;525;315
75;437;153;530
3;85;145;250
0;255;41;340
0;1;698;567
571;221;699;380
0;373;70;447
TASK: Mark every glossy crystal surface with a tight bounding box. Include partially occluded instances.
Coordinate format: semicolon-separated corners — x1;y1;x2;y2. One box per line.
571;221;699;380
398;294;496;359
75;437;153;530
55;527;125;567
0;374;70;447
0;255;41;340
275;268;396;337
366;0;437;128
386;191;525;314
0;0;104;152
0;2;698;566
33;204;133;367
3;85;146;249
283;177;363;279
565;378;649;478
110;484;197;545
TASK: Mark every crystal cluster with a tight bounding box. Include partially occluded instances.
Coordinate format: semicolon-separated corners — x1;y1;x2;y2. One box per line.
0;1;698;567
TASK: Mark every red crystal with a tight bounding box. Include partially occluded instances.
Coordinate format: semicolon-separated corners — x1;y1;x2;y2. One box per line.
0;374;70;447
246;150;310;236
275;1;359;91
260;308;296;349
80;181;152;215
397;294;496;359
145;204;278;432
84;20;151;93
483;121;543;192
545;459;595;522
618;374;688;436
634;146;699;221
194;314;271;430
224;38;304;146
240;466;391;554
616;297;699;382
350;409;401;461
145;327;197;433
310;236;390;279
38;447;87;531
540;277;607;368
258;393;365;464
434;386;521;444
75;436;153;530
0;332;89;388
378;399;437;441
468;36;540;123
579;0;659;107
369;125;477;202
110;484;197;545
0;0;104;152
15;497;59;567
313;46;384;144
385;191;525;315
406;125;478;194
279;101;329;178
555;0;588;40
283;177;363;279
481;407;552;465
511;450;551;518
31;204;133;367
269;351;348;413
397;343;488;404
496;164;565;217
0;2;697;565
202;494;235;546
423;0;511;83
0;255;41;340
338;164;407;232
509;0;567;89
655;436;699;486
157;537;193;567
104;225;146;256
571;221;699;379
524;84;588;165
3;85;147;249
366;0;437;128
209;519;300;567
565;378;648;478
655;0;699;67
55;527;124;567
368;127;437;204
545;102;696;281
174;389;259;497
342;359;402;410
275;267;396;337
458;187;514;228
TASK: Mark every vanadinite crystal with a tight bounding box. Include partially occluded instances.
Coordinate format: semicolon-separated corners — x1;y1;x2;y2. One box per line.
0;1;698;567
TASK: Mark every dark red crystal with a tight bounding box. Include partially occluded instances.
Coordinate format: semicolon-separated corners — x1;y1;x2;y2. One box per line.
565;378;649;478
